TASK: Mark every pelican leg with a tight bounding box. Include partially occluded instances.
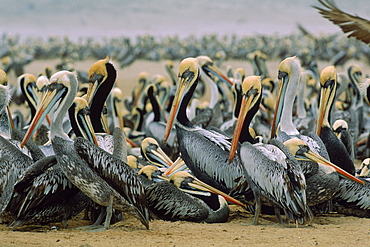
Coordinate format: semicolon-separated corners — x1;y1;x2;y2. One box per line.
274;206;284;224
74;208;105;230
103;195;114;228
252;197;261;225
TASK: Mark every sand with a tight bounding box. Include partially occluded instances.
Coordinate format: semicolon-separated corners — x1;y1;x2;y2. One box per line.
1;206;369;247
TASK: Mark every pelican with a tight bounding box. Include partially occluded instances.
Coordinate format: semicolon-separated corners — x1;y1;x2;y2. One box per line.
333;163;370;218
140;137;174;168
247;50;269;79
2;80;101;228
228;75;311;225
18;74;38;126
220;80;242;137
108;87;129;134
284;138;364;208
314;0;370;45
293;69;316;134
332;119;355;162
140;167;244;223
143;83;178;159
315;66;356;175
0;71;12;140
163;57;252;204
189;56;231;129
20;70;150;230
86;56;116;134
271;56;329;159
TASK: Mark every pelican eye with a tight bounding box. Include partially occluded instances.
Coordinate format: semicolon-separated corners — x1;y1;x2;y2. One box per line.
323;79;335;88
80;108;90;115
363;163;370;168
48;82;65;91
278;70;288;80
246;88;258;97
297;144;310;156
180;69;195;82
333;126;344;134
39;85;48;93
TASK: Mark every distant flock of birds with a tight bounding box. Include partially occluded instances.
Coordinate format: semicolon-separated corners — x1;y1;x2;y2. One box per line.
0;0;370;231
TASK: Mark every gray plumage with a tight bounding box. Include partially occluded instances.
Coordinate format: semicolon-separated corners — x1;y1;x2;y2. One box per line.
176;124;251;203
333;177;370;217
239;139;312;224
72;136;150;229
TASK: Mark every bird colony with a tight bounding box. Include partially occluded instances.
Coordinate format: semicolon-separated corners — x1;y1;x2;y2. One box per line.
0;0;370;231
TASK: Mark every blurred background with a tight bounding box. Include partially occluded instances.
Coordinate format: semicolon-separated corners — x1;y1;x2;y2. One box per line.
1;0;369;40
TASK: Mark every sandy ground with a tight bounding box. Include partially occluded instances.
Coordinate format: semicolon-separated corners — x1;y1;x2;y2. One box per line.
2;58;370;246
1;206;370;247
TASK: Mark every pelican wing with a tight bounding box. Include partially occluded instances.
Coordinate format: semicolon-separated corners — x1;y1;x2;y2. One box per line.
335;178;370;210
314;0;370;44
177;126;248;195
74;137;150;224
13;165;76;217
146;181;208;222
240;142;308;222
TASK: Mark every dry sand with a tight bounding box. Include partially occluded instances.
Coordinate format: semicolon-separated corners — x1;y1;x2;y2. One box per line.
2;58;370;246
1;206;370;247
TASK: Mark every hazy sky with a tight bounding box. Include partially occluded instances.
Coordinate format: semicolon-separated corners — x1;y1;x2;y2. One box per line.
1;0;369;40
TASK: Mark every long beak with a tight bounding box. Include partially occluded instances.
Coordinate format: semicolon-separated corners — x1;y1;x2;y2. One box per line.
188;178;246;207
228;93;255;163
316;87;331;137
163;77;187;143
270;77;286;139
203;64;233;86
146;148;174;168
101;111;110;134
164;158;187;176
77;110;99;146
304;150;364;185
7;106;14;129
86;76;102;104
21;87;66;148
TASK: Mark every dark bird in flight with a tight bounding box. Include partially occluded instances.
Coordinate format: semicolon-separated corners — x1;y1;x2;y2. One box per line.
314;0;370;44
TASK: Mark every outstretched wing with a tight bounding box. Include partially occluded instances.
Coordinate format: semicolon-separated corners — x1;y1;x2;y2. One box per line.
314;0;370;44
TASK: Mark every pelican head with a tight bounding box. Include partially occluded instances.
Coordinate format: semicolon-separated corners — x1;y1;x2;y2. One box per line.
284;138;364;185
164;57;200;143
358;158;370;177
86;56;115;104
347;64;362;83
141;137;174;167
0;69;10;109
271;56;301;138
316;66;337;136
68;97;98;145
21;71;78;147
138;165;167;182
196;55;233;86
127;155;143;169
170;171;246;207
0;69;8;86
19;74;38;107
332;119;348;139
228;75;262;162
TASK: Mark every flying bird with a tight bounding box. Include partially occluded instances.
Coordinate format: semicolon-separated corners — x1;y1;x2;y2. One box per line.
314;0;370;44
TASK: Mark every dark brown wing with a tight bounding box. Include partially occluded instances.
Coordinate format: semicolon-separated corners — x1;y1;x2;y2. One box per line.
74;137;150;227
314;0;370;44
